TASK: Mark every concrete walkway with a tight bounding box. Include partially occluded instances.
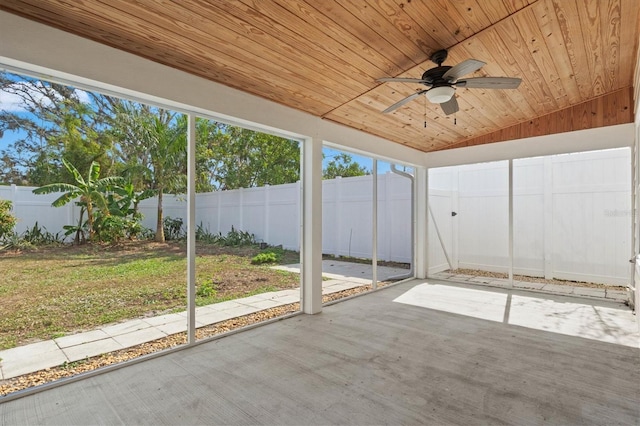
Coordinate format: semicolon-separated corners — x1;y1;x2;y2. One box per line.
0;261;407;381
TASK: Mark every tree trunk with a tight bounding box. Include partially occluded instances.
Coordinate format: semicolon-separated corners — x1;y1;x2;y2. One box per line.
86;201;95;241
155;189;165;242
75;207;85;245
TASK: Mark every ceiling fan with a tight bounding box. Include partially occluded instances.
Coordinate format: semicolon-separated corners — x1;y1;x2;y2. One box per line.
377;49;521;115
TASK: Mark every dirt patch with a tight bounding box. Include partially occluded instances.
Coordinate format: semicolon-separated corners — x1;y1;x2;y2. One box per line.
448;268;627;290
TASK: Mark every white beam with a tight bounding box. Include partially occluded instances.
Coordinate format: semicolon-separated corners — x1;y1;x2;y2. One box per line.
372;159;378;290
426;124;635;168
415;167;429;279
186;114;196;343
508;159;514;287
301;138;323;314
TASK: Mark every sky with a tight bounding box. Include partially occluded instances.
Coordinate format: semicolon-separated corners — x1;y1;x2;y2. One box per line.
0;73;401;175
0;76;91;151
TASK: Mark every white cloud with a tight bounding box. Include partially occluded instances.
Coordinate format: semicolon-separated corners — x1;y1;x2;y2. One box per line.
0;80;92;112
0;89;27;112
75;89;91;104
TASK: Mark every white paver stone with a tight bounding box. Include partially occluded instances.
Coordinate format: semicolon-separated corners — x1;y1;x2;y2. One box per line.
208;300;245;311
196;310;237;326
222;304;261;318
154;321;188;336
55;329;111;348
239;298;283;310
513;281;546;290
113;328;167;348
573;287;606;298
62;338;124;362
102;319;152;337
541;284;574;294
0;340;68;380
269;294;300;304
142;313;185;327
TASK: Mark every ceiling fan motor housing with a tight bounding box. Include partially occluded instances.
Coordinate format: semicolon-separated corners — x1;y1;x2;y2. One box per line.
421;66;452;85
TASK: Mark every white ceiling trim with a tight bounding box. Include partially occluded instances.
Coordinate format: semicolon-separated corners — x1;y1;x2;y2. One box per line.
425;123;635;168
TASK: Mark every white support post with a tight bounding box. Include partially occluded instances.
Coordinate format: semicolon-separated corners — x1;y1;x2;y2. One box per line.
301;137;323;314
238;187;244;231
216;191;221;234
415;167;429;278
264;184;270;244
186;113;197;344
452;171;460;270
372;159;378;290
508;159;514;287
543;156;554;279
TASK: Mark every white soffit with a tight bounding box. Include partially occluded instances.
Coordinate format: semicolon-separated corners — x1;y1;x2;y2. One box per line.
0;10;424;167
425;123;635;168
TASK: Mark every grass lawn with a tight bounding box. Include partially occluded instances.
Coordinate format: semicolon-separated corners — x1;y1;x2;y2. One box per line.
0;241;300;350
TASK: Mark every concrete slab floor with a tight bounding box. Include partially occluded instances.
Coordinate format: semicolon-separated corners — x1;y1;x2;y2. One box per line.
1;280;637;425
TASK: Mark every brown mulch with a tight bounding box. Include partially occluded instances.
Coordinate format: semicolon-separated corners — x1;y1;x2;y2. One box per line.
0;283;388;397
448;268;627;290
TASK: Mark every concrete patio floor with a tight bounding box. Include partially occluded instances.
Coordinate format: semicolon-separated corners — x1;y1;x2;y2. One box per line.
1;279;638;425
0;260;408;381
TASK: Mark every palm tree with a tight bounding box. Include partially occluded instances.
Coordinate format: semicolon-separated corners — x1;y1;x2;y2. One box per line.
110;102;186;242
32;159;123;242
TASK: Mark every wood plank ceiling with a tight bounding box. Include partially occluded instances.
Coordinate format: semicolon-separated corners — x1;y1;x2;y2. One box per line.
0;0;638;153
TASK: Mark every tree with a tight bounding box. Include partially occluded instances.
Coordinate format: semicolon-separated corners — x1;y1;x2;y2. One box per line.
323;153;370;179
109;101;186;242
0;199;17;240
195;121;300;191
0;71;116;186
32;159;123;242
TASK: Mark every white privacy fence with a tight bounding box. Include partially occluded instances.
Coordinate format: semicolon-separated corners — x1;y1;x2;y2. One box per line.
0;173;413;263
428;148;632;285
1;148;632;284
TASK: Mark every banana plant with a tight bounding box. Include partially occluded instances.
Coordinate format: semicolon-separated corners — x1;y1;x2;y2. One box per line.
33;159;123;242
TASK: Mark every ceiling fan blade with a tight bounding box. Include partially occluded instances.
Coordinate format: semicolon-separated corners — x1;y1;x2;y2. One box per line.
443;59;485;82
382;90;427;113
456;77;522;89
440;96;459;116
377;77;428;84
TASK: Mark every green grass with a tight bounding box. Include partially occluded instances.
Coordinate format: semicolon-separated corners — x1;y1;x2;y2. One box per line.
0;242;300;350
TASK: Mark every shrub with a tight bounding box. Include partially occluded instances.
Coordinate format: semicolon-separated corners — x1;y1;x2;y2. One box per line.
196;223;222;244
251;247;284;264
0;232;33;251
163;217;184;241
251;251;279;264
93;215;138;243
196;280;217;298
0;200;17;240
21;222;64;245
221;226;255;246
139;227;155;240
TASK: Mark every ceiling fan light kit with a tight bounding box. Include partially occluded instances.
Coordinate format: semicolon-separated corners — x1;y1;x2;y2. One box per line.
426;86;455;103
378;49;521;116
